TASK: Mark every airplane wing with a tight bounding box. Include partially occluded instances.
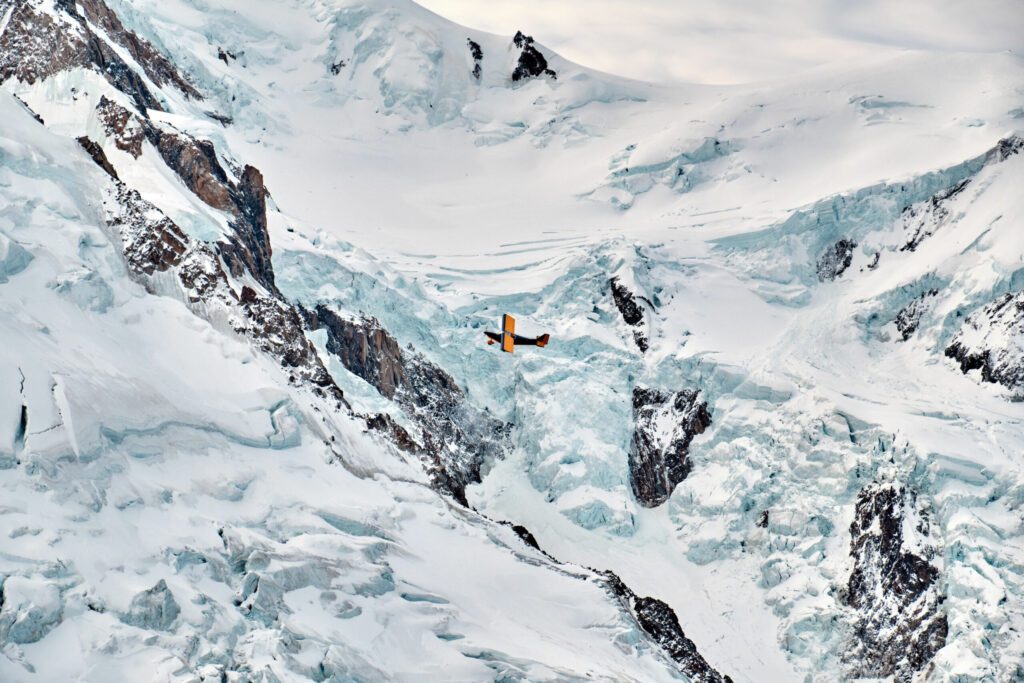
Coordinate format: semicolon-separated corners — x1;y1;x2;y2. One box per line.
501;314;516;353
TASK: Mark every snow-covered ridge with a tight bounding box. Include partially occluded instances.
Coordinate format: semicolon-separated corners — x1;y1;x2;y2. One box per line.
2;0;1024;680
0;1;741;679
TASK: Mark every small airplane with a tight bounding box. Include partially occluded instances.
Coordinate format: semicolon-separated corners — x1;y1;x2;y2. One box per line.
484;314;550;353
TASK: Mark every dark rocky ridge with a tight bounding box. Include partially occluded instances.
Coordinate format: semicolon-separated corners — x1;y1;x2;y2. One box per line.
844;482;947;682
74;0;200;98
945;291;1024;392
900;179;969;252
4;0;282;319
609;277;649;351
0;0;198;114
894;289;938;340
217;47;237;66
629;386;711;508
600;570;732;683
106;185;189;276
76;136;120;180
511;31;556;82
100;178;340;398
466;39;482;80
816;238;857;281
95;96;277;291
492;520;730;682
48;0;508;505
305;306;509;505
96;96;146;158
13;93;44;124
899;136;1022;253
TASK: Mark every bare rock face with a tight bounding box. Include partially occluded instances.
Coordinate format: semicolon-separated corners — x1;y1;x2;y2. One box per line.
844;482;947;682
307;307;509;505
76;136;119;180
945;291;1024;393
145;126;235;211
466;39;483;80
0;0;198;113
75;0;201;98
894;289;939;341
145;129;275;289
900;180;969;252
107;185;188;276
223;165;275;292
601;571;732;683
511;31;556;82
901;135;1022;253
96;96;146;158
609;277;649;352
816;238;857;281
93;95;278;292
0;2;82;85
100;178;339;397
315;309;406;399
629;386;711;508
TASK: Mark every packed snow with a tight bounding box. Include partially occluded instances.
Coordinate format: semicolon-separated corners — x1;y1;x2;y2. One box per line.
2;0;1024;680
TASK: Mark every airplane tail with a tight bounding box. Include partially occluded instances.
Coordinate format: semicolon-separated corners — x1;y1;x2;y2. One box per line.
536;333;550;348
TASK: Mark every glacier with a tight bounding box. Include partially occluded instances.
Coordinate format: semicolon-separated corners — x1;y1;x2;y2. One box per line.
2;0;1024;681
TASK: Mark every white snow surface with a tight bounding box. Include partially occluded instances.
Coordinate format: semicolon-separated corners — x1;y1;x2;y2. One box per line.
3;0;1024;681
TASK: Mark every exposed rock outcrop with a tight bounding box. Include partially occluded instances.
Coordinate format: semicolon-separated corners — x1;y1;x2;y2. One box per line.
101;181;339;397
511;31;556;82
945;291;1024;393
75;0;200;98
467;39;482;80
600;570;732;683
145;126;234;211
76;136;119;180
106;185;188;275
96;96;146;158
223;165;275;291
844;482;946;682
0;0;198;113
306;307;509;505
816;238;857;281
900;180;969;252
629;386;711;507
894;289;938;340
900;136;1022;253
217;47;236;66
609;277;649;351
501;519;730;681
95;96;277;291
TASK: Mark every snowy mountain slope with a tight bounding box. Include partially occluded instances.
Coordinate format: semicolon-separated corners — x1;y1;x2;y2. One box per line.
0;2;739;681
2;0;1024;681
0;63;724;683
93;0;1023;267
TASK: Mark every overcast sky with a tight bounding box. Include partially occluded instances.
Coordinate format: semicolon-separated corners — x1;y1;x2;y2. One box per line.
416;0;1024;84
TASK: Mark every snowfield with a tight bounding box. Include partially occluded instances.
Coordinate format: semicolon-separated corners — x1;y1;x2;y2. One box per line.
1;0;1023;681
